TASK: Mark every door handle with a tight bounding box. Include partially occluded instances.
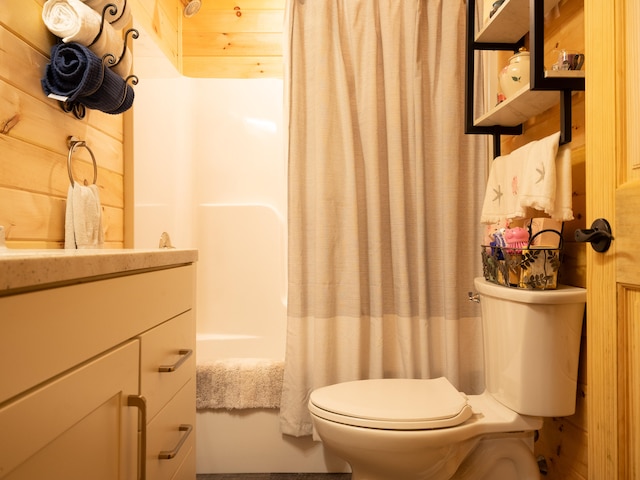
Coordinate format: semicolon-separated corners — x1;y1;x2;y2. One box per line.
158;424;193;460
128;395;148;480
574;218;614;253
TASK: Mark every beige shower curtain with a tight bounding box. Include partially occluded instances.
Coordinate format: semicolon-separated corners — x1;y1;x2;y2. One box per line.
280;0;487;437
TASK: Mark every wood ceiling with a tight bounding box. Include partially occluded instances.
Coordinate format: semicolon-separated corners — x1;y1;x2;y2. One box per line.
131;0;285;78
181;0;285;78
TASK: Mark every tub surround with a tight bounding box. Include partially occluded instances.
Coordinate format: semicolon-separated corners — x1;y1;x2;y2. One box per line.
0;248;197;294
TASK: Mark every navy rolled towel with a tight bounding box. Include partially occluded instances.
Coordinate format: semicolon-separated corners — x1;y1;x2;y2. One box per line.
42;42;134;115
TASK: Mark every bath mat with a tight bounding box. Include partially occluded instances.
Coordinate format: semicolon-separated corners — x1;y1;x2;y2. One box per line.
197;358;284;410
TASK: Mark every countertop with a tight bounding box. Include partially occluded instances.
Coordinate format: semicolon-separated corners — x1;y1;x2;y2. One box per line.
0;248;198;295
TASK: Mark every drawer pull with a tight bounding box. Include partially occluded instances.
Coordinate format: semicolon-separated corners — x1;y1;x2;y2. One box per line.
127;395;148;480
158;424;193;460
158;349;193;373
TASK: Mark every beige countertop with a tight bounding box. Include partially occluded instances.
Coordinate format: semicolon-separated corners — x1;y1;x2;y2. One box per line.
0;248;198;295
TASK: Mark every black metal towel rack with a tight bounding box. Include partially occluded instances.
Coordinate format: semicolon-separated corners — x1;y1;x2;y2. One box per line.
464;0;585;157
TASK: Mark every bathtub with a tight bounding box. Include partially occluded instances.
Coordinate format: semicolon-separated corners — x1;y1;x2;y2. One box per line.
195;332;348;474
194;204;347;473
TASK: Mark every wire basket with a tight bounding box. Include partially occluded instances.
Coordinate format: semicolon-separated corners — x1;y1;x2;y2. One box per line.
481;229;563;290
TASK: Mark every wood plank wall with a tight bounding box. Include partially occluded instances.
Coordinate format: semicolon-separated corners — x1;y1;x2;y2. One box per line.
1;0;126;249
129;0;180;71
496;0;588;478
2;0;590;476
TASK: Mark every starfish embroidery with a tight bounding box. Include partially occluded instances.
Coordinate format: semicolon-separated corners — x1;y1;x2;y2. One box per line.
492;184;503;205
535;163;546;184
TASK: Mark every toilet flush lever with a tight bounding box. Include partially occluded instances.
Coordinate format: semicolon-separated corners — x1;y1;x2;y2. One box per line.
468;292;480;303
574;218;614;253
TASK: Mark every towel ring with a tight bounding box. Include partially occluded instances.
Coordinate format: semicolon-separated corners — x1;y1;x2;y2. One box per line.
67;136;98;187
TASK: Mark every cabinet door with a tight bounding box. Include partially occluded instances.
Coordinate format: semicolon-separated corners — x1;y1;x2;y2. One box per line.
0;340;140;480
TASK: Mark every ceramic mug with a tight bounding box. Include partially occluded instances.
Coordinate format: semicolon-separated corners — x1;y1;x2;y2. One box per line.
555;49;585;71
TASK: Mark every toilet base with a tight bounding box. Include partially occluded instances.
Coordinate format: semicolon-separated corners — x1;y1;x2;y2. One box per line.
452;434;540;480
314;412;540;480
346;434;540;480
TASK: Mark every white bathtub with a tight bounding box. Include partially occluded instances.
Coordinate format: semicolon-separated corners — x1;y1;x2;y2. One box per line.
194;204;348;473
195;333;348;474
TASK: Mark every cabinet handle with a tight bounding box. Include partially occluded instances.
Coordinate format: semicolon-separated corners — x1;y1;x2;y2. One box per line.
158;349;193;373
127;395;148;480
158;424;193;460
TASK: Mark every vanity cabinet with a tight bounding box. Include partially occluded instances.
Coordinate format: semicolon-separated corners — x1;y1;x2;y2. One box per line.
465;0;585;152
0;255;197;480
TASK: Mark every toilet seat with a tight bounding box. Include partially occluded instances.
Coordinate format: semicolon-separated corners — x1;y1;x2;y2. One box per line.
309;377;473;430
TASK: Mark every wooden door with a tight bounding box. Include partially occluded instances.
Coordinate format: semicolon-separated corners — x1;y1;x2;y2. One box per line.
585;0;640;477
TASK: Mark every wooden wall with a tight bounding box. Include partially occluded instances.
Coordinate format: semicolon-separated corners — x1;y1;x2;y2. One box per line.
0;0;126;248
2;0;590;476
129;0;181;72
496;0;588;478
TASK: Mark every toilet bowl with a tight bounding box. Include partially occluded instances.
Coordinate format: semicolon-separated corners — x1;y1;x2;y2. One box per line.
308;278;586;480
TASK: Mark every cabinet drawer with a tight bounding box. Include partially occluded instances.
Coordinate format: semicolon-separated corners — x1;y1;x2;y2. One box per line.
140;310;196;421
170;448;196;480
146;379;196;480
0;264;194;404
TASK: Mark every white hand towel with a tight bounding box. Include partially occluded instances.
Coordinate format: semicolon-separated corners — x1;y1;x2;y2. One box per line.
42;0;132;77
480;142;534;224
518;131;561;214
548;145;574;221
65;183;104;249
81;0;132;30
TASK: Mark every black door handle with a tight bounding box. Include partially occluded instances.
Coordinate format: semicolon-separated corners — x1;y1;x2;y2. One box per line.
574;218;614;253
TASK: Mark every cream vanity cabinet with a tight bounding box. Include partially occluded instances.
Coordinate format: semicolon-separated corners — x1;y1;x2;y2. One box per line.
0;250;197;480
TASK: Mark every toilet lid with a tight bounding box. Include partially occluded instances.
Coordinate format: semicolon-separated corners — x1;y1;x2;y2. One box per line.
309;377;473;430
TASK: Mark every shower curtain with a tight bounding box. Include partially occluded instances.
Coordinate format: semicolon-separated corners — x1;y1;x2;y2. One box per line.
280;0;487;437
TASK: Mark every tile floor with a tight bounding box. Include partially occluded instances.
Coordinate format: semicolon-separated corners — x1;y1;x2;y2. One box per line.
196;475;351;480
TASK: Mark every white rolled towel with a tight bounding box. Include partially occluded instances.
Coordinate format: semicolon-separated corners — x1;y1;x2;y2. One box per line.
81;0;132;30
42;0;132;78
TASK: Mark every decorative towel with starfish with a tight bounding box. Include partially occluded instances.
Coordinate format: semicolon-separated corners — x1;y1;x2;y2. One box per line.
480;131;573;224
480;141;535;224
519;132;574;221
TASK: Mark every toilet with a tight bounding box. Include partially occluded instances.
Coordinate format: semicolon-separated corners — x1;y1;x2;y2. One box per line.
308;277;586;480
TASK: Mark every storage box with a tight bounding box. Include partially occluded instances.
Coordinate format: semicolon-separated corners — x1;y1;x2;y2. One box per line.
481;244;562;290
528;218;563;247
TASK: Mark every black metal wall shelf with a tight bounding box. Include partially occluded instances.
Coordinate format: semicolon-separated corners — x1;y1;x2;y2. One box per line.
465;0;585;156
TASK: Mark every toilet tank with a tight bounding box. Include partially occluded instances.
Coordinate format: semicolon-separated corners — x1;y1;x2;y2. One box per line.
474;277;586;417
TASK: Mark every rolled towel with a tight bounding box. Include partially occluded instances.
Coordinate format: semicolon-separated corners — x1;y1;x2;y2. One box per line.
42;42;134;114
42;0;132;77
81;0;132;30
